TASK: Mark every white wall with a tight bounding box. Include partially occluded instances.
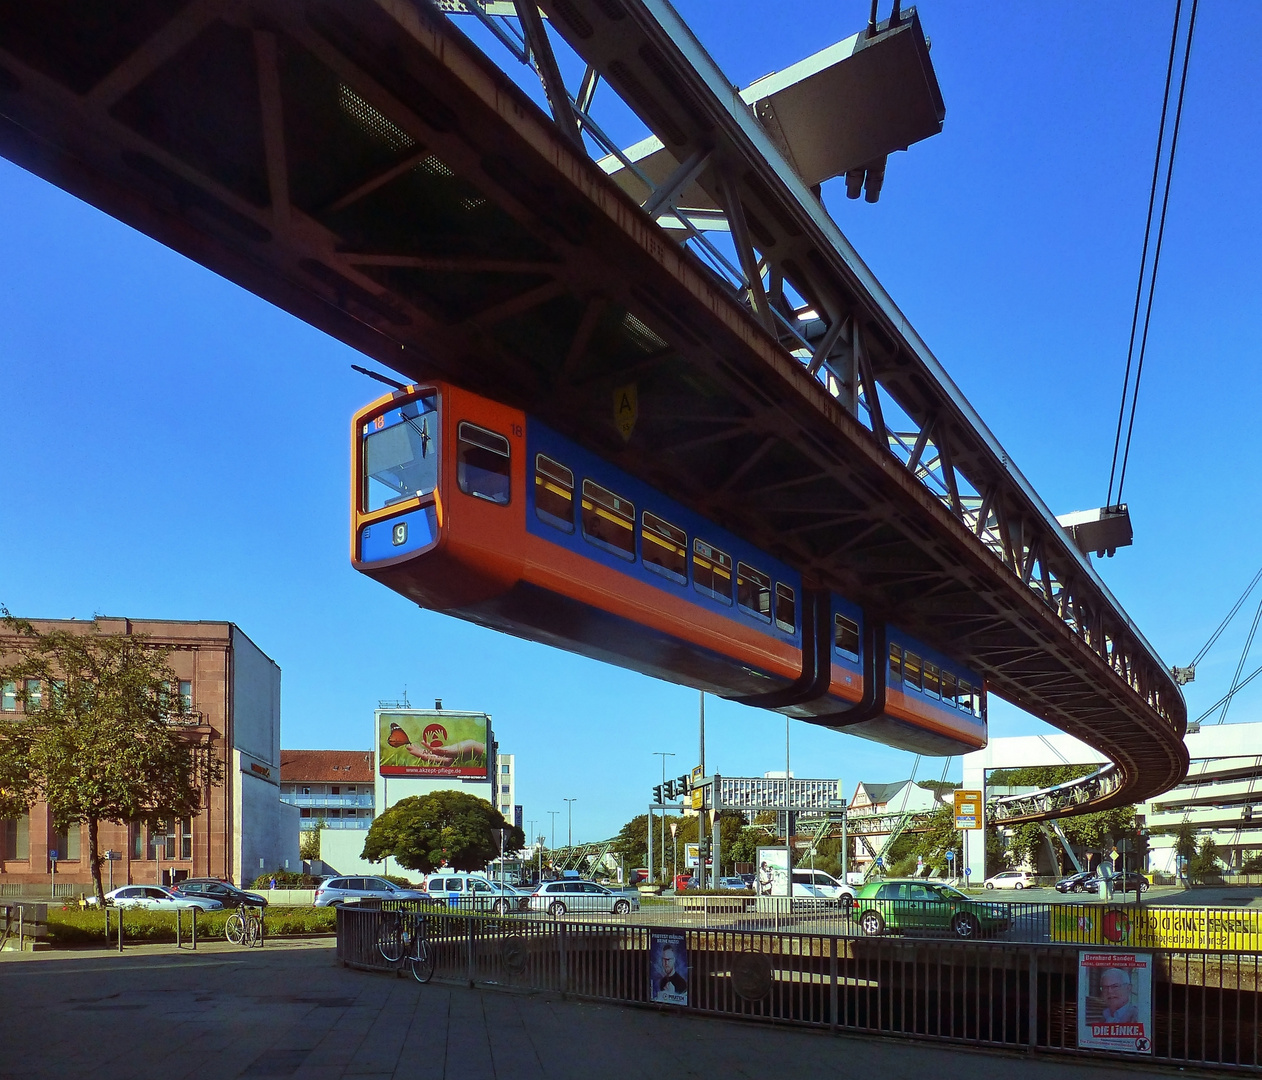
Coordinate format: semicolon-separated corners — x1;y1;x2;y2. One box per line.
316;829;404;880
232;754;301;885
232;626;281;767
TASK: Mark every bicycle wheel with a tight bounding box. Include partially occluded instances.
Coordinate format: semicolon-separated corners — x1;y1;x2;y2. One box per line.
377;914;405;963
244;915;261;947
224;912;245;946
409;938;435;984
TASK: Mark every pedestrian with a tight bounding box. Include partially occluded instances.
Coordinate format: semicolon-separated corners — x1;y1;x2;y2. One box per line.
269;875;276;890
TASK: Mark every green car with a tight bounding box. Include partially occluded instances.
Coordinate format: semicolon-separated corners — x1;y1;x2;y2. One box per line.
854;879;1012;940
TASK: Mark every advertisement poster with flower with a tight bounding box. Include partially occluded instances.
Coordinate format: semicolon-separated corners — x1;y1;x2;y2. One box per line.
378;710;489;777
1078;951;1153;1054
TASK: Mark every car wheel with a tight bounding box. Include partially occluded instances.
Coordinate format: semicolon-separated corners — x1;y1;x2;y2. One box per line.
1140;881;1150;892
985;882;995;889
613;899;631;915
859;910;885;936
840;894;854;915
1014;882;1024;890
1071;884;1083;894
951;912;980;939
547;901;567;917
493;899;509;915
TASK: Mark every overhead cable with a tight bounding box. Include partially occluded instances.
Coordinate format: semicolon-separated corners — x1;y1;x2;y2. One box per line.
1217;595;1262;725
1190;565;1262;668
1105;0;1199;509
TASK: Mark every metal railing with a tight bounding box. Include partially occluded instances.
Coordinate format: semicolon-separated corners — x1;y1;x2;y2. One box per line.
338;904;1260;1070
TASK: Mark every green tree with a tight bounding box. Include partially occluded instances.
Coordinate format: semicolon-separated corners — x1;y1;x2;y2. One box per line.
1190;837;1224;884
0;614;224;905
361;790;524;872
611;813;649;868
299;819;325;862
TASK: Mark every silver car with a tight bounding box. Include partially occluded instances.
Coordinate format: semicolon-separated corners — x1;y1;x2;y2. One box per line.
313;876;431;906
426;873;529;913
528;880;639;916
94;885;223;911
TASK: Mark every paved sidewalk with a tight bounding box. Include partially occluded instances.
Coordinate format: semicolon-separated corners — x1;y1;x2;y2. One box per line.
0;940;1218;1079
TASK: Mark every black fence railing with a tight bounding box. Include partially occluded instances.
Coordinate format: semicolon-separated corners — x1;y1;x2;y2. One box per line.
337;905;1262;1071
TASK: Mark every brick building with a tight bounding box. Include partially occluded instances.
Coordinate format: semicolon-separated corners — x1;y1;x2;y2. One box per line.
0;617;298;890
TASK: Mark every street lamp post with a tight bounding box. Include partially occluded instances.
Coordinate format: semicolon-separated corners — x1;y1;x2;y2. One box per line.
547;810;560;877
669;821;678;886
563;798;577;849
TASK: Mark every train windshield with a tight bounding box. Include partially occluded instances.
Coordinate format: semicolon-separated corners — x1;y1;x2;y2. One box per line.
362;394;438;511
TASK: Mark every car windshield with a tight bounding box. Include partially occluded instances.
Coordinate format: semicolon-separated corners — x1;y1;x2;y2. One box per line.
932;884;968;901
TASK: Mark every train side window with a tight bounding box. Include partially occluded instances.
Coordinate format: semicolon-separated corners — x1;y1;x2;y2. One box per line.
693;539;733;604
888;643;903;680
923;662;941;699
958;680;973;714
941;671;958;709
581;480;635;560
904;652;923;691
834;615;859;659
774;584;796;634
457;422;510;505
736;563;771;622
534;454;574;532
642;512;687;584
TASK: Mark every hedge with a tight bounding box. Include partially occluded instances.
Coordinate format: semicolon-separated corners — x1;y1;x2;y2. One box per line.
47;905;337;945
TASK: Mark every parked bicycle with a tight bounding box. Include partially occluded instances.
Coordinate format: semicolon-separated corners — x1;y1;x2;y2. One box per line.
376;910;434;983
225;903;264;947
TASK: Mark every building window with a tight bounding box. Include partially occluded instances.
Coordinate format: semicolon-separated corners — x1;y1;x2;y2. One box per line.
179;680;192;711
51;825;81;861
179;818;192;860
1;682;15;712
131;822;144;859
24;680;41;711
501;785;510;793
1;815;29;860
331;786;340;796
502;764;511;775
346;786;356;793
301;786;311;795
300;808;312;819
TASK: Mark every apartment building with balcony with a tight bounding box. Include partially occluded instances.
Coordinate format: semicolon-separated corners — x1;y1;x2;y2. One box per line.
279;750;376;830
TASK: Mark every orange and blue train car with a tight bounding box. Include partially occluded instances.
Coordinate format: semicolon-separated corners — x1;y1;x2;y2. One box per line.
350;381;986;756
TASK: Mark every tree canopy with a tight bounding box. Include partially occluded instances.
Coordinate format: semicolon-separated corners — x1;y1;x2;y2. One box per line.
0;614;223;903
361;790;524;873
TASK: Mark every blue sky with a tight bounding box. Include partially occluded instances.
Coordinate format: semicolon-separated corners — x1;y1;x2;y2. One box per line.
2;2;1260;843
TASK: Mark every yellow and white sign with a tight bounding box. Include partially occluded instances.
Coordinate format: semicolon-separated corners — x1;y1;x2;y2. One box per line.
1050;906;1262;952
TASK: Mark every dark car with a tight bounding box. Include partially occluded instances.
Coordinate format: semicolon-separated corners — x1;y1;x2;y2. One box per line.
173;878;269;908
1054;871;1094;894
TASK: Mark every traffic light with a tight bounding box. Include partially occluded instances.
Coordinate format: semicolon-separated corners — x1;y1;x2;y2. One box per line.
653;784;664;804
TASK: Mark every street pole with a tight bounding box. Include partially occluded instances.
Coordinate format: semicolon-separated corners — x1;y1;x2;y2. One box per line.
841;802;849;885
698;691;706;889
653;751;675;881
548;810;559;877
785;715;792;900
564;798;576;850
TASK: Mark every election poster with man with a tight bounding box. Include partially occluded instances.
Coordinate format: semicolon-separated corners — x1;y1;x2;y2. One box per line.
1078;951;1153;1053
649;931;689;1006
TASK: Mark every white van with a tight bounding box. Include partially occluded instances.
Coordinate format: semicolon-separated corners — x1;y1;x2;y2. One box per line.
791;870;855;908
425;871;528;913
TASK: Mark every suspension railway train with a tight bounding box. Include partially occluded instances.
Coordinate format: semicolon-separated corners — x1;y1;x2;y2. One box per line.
350;382;987;756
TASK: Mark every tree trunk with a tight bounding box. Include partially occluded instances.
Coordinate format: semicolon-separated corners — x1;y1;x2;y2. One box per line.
87;816;106;906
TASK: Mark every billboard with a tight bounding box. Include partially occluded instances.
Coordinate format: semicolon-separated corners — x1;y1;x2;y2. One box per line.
1078;951;1153;1054
755;846;790;896
378;710;490;778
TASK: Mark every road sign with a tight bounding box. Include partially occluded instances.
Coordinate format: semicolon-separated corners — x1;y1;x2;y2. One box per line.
691;786;704;810
49;850;58;860
691;765;704;785
946;850;956;862
953;789;982;830
964;866;971;876
1117;838;1134;854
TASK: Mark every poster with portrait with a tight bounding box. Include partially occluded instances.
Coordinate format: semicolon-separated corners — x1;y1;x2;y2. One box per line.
1078;951;1153;1054
755;846;791;896
649;931;689;1006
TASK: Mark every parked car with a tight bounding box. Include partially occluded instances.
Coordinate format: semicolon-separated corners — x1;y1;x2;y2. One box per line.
983;870;1035;890
1054;871;1095;894
717;876;750;891
426;872;529;913
89;885;223;911
1082;869;1151;893
529;880;640;916
853;879;1011;939
172;878;269;908
792;870;855;908
313;876;431;906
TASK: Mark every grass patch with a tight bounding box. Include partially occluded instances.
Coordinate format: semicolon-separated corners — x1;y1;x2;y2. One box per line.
47;905;337;946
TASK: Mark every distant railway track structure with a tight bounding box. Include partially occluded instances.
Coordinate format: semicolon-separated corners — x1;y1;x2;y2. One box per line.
0;0;1187;816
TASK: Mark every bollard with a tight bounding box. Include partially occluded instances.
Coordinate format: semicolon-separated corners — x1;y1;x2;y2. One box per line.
176;907;182;949
118;907;123;952
17;905;23;952
191;906;197;950
258;907;265;948
104;907;110;947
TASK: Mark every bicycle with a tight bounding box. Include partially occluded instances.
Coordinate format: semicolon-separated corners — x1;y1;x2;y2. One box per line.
224;904;263;947
376;910;434;983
